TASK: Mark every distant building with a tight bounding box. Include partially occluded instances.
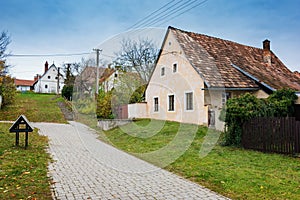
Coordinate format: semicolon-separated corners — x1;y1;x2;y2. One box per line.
14;79;35;91
33;61;64;94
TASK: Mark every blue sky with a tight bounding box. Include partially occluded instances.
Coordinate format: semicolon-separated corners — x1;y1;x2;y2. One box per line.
1;0;300;79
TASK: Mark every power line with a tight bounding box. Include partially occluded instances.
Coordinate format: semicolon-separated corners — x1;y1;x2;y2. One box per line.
157;0;209;27
127;0;209;30
127;0;176;30
118;0;209;41
7;52;91;57
136;0;198;28
7;1;209;60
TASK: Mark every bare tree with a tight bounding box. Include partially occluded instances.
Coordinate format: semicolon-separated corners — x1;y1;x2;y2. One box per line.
0;31;15;107
0;31;11;76
114;38;159;83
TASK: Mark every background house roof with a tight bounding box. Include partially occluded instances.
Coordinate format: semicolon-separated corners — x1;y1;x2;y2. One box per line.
169;26;300;91
14;79;35;86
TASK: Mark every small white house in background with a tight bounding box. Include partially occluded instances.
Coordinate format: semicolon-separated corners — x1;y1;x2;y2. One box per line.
33;61;64;94
14;79;35;91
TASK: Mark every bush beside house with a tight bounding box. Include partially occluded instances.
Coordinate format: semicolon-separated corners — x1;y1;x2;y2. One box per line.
220;89;297;146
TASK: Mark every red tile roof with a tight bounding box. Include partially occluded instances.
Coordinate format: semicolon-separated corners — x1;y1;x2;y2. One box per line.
169;26;300;91
14;79;35;86
99;68;115;83
294;71;300;79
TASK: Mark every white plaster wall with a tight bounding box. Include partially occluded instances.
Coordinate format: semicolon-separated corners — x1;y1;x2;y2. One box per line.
296;95;300;104
254;89;269;99
205;90;225;131
17;86;31;92
128;103;148;119
146;31;206;126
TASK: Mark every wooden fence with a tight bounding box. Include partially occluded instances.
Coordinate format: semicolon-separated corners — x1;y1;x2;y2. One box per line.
115;105;128;119
242;117;300;155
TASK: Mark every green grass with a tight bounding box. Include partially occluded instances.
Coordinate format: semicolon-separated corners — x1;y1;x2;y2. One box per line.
0;123;52;199
104;119;300;200
0;92;67;123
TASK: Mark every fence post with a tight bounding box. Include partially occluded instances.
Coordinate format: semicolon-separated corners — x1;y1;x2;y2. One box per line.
295;120;300;154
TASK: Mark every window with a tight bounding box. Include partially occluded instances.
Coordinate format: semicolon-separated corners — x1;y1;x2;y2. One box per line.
186;92;193;110
161;67;165;76
154;97;159;112
222;92;231;106
168;95;175;111
173;63;177;73
55;76;58;80
48;76;51;79
45;84;48;89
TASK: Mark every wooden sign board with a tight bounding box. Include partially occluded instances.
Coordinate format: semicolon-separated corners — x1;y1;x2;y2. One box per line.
9;115;33;148
9;115;33;133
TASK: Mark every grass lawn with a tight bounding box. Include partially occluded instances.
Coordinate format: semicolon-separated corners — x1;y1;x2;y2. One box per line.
0;123;52;199
104;119;300;200
0;92;67;123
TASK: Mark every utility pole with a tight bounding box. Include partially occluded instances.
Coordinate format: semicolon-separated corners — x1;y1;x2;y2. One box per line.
57;67;60;94
93;48;102;95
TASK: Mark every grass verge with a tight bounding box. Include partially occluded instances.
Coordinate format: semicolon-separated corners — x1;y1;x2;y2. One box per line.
104;119;300;200
0;123;52;199
0;92;67;123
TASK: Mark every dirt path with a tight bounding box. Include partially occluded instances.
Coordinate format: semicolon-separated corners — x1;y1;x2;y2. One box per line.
57;101;74;121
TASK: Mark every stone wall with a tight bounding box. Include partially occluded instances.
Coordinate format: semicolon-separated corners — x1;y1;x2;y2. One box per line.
98;119;131;131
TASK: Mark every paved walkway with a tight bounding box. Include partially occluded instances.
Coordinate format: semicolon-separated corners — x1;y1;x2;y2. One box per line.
33;121;230;200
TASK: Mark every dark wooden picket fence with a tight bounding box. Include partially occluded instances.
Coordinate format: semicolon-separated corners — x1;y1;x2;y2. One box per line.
242;117;300;155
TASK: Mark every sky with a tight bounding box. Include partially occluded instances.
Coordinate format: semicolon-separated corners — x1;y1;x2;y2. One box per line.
1;0;300;80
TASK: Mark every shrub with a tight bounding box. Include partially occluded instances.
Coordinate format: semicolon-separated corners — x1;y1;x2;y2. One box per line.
220;93;265;146
0;76;16;107
62;85;73;101
73;98;96;115
96;89;114;119
220;89;297;146
267;88;297;117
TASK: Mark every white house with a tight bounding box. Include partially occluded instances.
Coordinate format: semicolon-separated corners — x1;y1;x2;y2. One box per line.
33;61;64;94
14;79;34;92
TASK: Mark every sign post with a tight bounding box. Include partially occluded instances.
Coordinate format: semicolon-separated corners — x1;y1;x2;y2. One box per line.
9;115;33;148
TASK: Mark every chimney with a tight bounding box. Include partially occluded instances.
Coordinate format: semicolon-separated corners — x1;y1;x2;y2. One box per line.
263;39;271;66
45;61;49;73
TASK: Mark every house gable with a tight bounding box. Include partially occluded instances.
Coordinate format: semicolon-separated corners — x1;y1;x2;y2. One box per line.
34;64;64;93
146;28;207;125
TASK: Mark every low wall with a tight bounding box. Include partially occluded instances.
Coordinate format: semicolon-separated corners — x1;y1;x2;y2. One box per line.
98;119;131;131
128;103;148;119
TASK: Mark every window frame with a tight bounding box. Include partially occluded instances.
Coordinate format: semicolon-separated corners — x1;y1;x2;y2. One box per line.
168;94;175;112
154;97;159;112
185;91;194;111
222;92;231;106
172;62;178;73
161;67;165;77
